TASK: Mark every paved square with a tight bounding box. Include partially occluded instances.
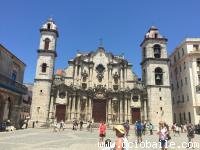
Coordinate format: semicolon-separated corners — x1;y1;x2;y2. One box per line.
0;128;199;150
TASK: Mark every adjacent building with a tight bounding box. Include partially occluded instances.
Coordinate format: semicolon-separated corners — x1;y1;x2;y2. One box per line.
0;44;27;127
20;83;33;120
169;38;200;125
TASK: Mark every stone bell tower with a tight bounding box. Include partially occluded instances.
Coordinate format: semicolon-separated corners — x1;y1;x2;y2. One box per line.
30;18;59;126
140;26;172;126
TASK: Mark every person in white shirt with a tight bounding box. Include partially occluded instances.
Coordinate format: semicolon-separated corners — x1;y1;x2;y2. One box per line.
157;121;169;150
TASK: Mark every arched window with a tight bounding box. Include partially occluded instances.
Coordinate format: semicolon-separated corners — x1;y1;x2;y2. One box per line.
155;67;163;85
155;33;158;38
47;23;51;30
41;63;47;73
154;44;161;58
44;38;50;50
143;47;146;58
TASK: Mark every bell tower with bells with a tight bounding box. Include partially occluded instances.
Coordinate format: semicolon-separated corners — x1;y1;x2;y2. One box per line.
30;18;59;127
140;26;172;126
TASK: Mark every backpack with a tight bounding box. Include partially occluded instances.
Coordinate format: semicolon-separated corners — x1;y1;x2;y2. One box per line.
124;123;130;130
149;124;153;130
188;127;194;136
136;122;142;131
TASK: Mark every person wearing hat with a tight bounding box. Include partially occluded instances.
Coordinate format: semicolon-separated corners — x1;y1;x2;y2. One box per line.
113;125;129;150
157;121;169;150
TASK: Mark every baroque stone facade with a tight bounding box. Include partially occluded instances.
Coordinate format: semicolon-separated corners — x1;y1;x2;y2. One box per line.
30;19;173;126
49;47;146;124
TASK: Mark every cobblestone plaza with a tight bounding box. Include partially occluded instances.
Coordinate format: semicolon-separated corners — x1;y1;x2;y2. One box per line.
0;127;199;150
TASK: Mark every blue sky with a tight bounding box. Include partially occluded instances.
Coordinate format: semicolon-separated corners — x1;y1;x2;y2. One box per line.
0;0;200;83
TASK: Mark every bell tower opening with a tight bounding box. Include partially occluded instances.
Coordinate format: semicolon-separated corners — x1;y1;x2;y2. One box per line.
47;23;51;30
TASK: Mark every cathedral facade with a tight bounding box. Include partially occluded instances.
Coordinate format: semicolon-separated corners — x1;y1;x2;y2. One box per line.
30;19;173;127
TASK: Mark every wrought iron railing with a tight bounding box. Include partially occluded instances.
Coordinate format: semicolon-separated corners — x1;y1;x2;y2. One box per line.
0;73;27;94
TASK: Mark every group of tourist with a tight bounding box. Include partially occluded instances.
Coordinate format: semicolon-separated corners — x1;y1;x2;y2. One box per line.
53;119;93;132
53;120;65;132
52;119;197;149
98;120;197;150
98;121;129;150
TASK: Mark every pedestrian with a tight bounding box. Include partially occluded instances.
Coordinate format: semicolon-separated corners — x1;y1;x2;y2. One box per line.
135;120;143;143
80;120;83;130
157;121;169;150
171;123;175;135
123;120;130;137
186;124;195;148
183;124;187;133
75;119;79;130
86;121;90;131
99;121;106;142
89;120;93;132
113;125;129;150
142;122;146;135
53;121;58;132
181;124;184;133
175;124;180;136
134;121;138;136
59;120;64;131
72;119;76;130
149;123;153;135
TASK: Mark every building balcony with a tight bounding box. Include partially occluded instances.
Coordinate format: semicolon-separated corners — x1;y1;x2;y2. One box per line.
0;73;27;94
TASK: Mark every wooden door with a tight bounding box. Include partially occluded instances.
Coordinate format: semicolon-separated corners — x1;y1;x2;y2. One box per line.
55;105;66;122
132;108;141;124
92;99;106;122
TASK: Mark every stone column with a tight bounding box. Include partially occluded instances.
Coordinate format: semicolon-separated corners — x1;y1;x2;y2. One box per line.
108;99;112;122
125;68;127;87
72;95;76;119
67;96;72;121
3;100;8;120
79;66;83;85
120;69;123;88
88;98;92;120
74;65;78;85
127;98;132;123
49;95;55;122
120;99;123;123
124;97;128;121
88;68;91;87
85;98;88;121
144;99;147;121
108;69;110;88
90;67;93;87
0;101;5;122
77;96;80;120
109;68;113;89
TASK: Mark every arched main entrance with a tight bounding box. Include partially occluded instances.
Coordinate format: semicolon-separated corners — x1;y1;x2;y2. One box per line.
131;108;141;124
92;99;106;122
55;105;66;122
